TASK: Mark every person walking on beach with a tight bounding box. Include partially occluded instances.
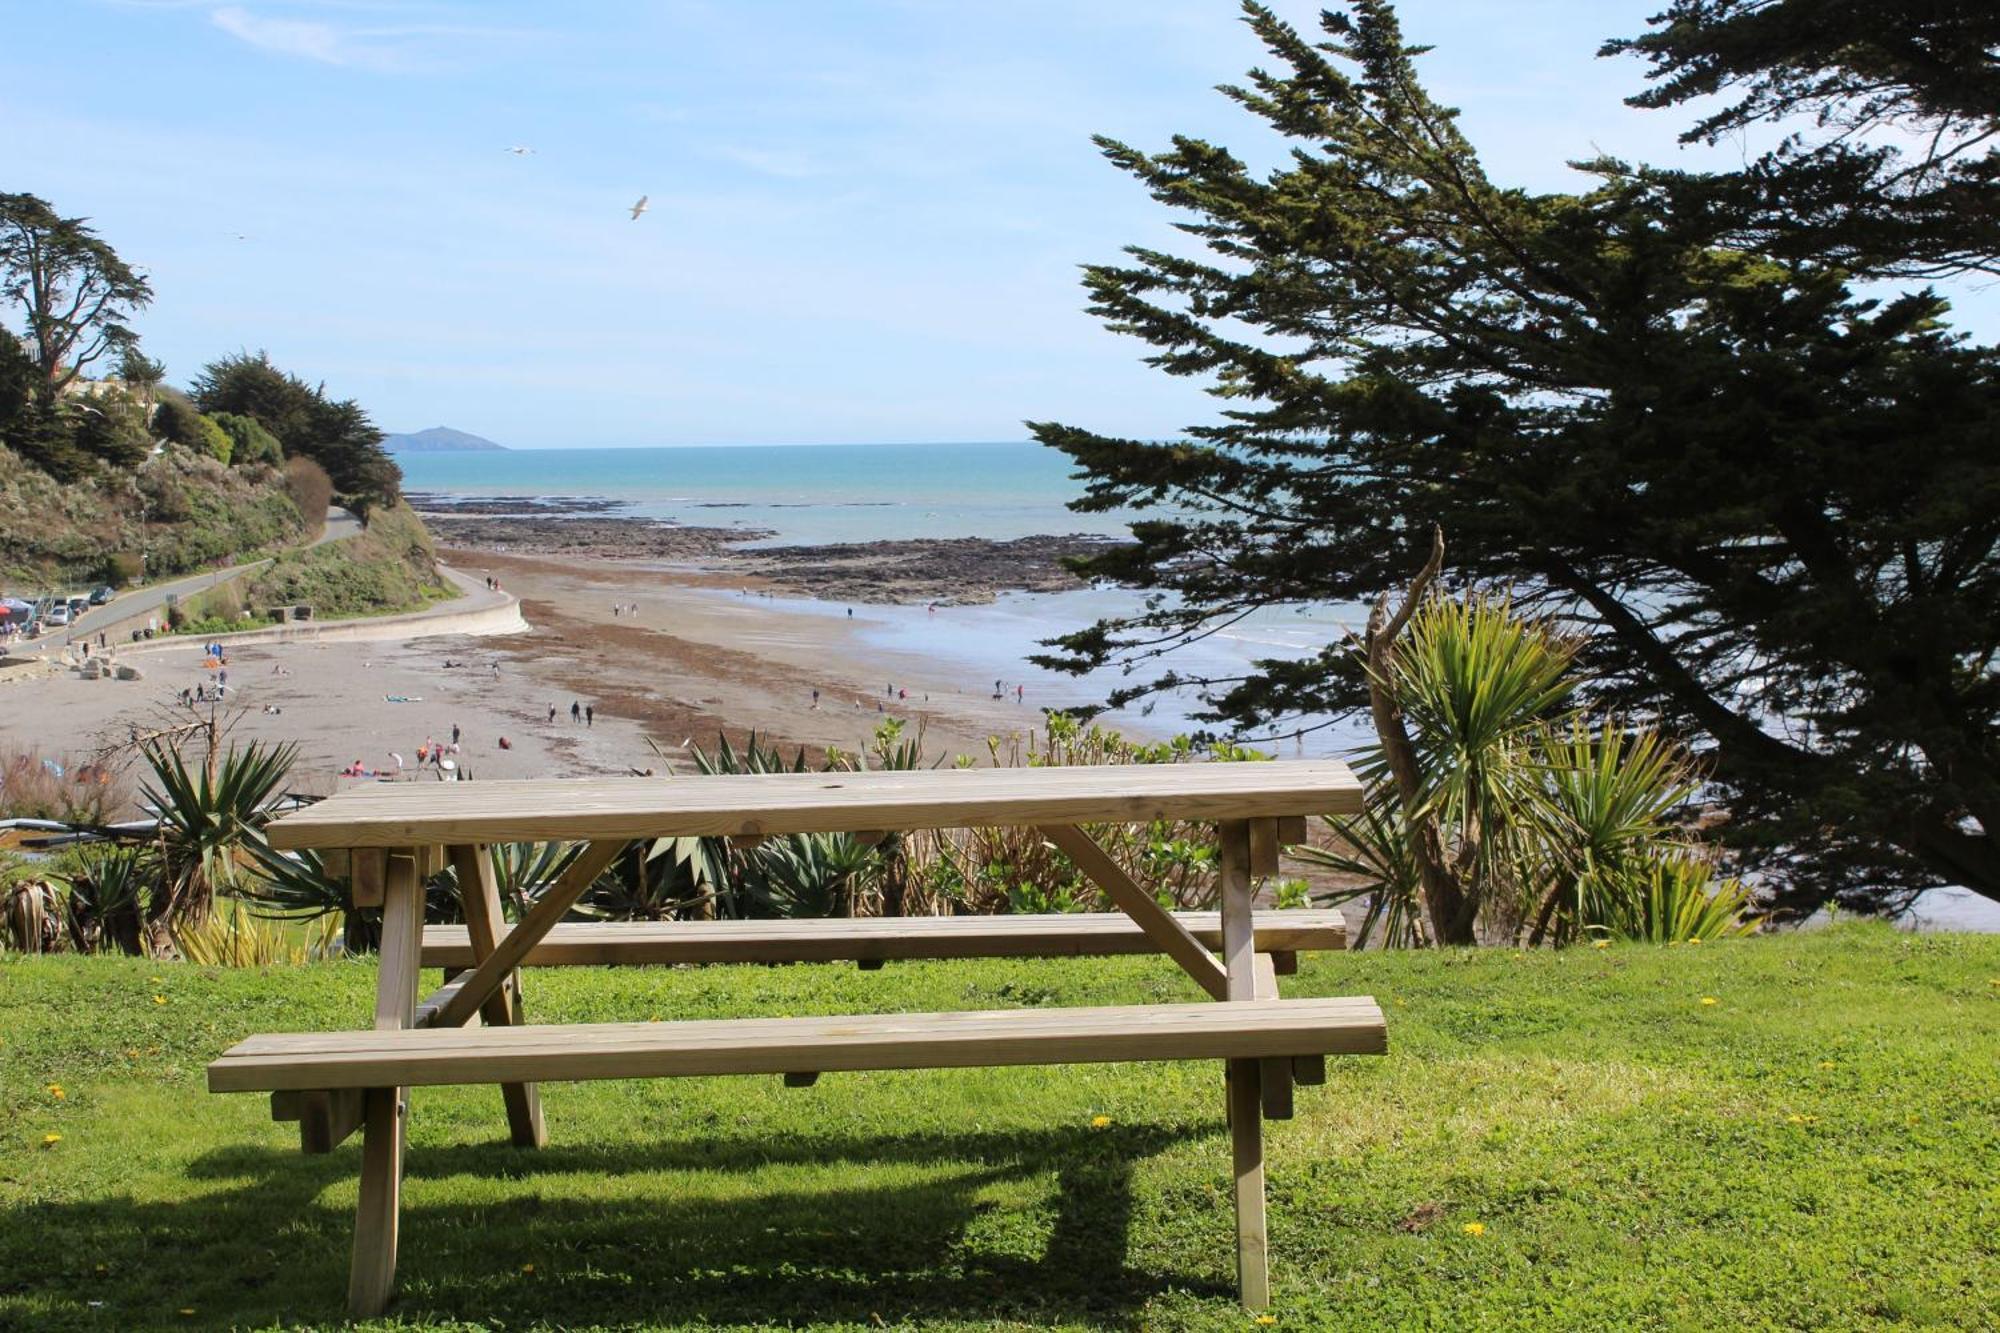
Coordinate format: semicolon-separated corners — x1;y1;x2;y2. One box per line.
571;701;582;723
548;704;557;723
450;722;461;747
585;705;594;727
811;688;820;709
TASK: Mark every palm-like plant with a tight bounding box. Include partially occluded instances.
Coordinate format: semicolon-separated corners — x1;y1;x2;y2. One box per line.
1353;583;1581;943
1297;800;1431;948
1322;553;1754;947
1524;720;1704;945
61;844;154;955
142;738;296;928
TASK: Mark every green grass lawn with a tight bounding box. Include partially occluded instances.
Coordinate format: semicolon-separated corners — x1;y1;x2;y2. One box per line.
2;923;1996;1331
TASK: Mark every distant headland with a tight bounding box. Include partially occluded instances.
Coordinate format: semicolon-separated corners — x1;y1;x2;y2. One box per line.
382;426;507;453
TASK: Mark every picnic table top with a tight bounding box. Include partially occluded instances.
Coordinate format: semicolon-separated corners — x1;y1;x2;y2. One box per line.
266;759;1363;849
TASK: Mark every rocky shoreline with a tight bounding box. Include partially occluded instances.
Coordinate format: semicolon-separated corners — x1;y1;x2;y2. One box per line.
414;501;1119;605
735;533;1111;604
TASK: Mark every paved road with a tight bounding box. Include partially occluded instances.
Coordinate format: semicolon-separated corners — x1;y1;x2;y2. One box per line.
63;506;361;641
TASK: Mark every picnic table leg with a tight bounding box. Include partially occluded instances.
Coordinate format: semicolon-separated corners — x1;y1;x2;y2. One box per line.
447;843;547;1148
350;845;424;1318
1218;818;1270;1310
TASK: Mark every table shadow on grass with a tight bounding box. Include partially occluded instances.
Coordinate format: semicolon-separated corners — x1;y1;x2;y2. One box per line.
9;1123;1228;1330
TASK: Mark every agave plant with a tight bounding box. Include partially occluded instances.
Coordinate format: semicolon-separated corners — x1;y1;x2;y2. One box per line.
3;857;66;954
142;739;297;927
577;836;721;920
738;833;877;918
61;844;155;956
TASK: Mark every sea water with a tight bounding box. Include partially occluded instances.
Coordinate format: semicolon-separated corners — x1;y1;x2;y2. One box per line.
401;441;1375;751
398;441;1132;545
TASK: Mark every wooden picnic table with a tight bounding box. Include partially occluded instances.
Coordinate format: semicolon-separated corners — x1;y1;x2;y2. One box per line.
220;759;1379;1316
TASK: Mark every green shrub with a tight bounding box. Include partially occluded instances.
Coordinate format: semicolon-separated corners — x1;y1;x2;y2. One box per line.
211;411;282;466
152;396;233;464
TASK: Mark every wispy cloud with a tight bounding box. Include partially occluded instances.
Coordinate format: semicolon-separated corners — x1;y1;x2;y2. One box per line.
208;5;534;73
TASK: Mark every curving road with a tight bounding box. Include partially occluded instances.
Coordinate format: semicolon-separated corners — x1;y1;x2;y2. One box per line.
63;506;361;641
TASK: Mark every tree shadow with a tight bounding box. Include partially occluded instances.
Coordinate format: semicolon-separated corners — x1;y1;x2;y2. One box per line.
7;1123;1227;1330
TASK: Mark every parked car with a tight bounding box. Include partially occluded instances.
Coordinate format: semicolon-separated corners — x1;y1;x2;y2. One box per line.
89;586;115;605
67;595;89;615
44;604;71;627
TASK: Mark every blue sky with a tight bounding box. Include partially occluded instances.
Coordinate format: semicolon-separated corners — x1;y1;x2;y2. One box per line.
5;1;1994;448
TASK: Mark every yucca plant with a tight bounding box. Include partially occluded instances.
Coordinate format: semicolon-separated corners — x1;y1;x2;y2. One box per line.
1332;541;1746;947
61;844;154;956
1353;572;1581;943
142;739;297;928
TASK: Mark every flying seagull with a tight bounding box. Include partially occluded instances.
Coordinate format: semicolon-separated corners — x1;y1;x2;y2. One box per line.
505;145;535;155
628;195;649;221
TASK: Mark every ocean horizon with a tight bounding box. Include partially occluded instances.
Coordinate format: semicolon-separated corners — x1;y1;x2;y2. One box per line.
397;441;1126;546
402;440;1377;755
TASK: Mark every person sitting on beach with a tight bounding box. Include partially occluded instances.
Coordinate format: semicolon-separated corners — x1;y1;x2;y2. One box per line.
498;735;512;750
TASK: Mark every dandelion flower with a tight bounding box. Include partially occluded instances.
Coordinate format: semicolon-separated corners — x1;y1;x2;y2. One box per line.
42;1133;61;1147
47;1084;64;1099
1686;937;1702;946
1462;1222;1485;1236
1255;1317;1278;1326
521;1263;536;1274
1700;997;1719;1006
1817;1060;1837;1070
153;995;167;1005
1091;1115;1112;1129
1591;939;1610;950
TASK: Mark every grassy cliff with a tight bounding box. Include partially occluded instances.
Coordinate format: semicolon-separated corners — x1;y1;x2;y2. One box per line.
0;443;307;588
241;501;453;620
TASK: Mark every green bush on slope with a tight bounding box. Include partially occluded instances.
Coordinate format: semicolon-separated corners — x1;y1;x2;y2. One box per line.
244;501;452;618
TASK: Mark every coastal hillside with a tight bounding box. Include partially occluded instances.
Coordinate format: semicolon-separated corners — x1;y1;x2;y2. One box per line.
0;439;308;587
382;425;506;452
243;501;452;619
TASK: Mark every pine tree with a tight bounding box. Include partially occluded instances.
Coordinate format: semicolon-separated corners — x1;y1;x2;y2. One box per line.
1029;1;2000;913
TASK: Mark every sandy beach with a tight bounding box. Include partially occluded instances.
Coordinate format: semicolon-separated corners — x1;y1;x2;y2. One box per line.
1;545;1083;791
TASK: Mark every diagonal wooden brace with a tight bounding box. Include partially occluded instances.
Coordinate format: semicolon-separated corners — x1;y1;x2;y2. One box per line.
444;843;547;1146
428;839;627;1031
1039;824;1230;1000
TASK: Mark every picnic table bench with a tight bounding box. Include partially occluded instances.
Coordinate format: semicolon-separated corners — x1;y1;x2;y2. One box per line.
210;760;1384;1316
